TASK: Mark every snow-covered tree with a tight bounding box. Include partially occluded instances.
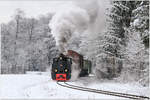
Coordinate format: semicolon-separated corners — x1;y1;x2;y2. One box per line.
44;34;58;66
25;14;56;72
94;1;129;79
10;9;25;73
1;24;13;74
132;1;149;48
125;28;145;62
1;9;56;74
132;1;149;86
121;26;149;85
121;1;149;86
104;1;133;58
94;1;146;79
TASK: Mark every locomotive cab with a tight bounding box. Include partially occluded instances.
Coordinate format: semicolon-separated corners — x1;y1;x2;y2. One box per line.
51;53;72;81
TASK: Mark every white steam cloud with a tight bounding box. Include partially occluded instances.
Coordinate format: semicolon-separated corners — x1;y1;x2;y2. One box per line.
49;4;90;52
70;63;81;81
75;0;99;23
49;0;99;52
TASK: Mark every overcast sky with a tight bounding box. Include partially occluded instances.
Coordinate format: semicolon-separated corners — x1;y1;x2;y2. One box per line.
0;0;72;24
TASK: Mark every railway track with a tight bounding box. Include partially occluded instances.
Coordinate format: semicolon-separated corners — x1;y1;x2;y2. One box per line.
57;81;150;100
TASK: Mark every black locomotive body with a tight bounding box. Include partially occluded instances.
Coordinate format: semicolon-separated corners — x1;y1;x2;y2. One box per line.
51;50;92;81
51;54;72;81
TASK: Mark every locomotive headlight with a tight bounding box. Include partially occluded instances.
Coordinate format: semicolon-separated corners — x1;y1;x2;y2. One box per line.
65;69;68;72
60;57;62;60
54;69;58;72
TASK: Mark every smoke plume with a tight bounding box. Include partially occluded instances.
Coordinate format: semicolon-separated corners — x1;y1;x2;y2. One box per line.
49;0;99;53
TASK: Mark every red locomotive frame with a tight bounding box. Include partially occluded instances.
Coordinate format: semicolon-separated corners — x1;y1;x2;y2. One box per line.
56;74;67;80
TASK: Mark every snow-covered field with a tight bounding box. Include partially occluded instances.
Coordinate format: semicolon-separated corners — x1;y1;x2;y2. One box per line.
0;73;149;99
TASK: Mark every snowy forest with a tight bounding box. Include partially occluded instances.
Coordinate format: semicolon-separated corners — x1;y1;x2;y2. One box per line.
1;0;149;87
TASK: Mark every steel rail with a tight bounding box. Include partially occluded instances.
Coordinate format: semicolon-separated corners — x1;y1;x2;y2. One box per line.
65;82;149;99
57;81;149;100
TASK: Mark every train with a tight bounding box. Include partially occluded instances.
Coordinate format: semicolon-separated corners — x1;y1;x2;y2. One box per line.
51;50;92;81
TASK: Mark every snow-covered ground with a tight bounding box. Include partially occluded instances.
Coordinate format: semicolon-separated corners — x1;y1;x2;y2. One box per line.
0;73;149;99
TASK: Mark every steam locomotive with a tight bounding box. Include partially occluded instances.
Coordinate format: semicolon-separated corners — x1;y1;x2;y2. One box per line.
51;50;92;81
51;53;72;80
